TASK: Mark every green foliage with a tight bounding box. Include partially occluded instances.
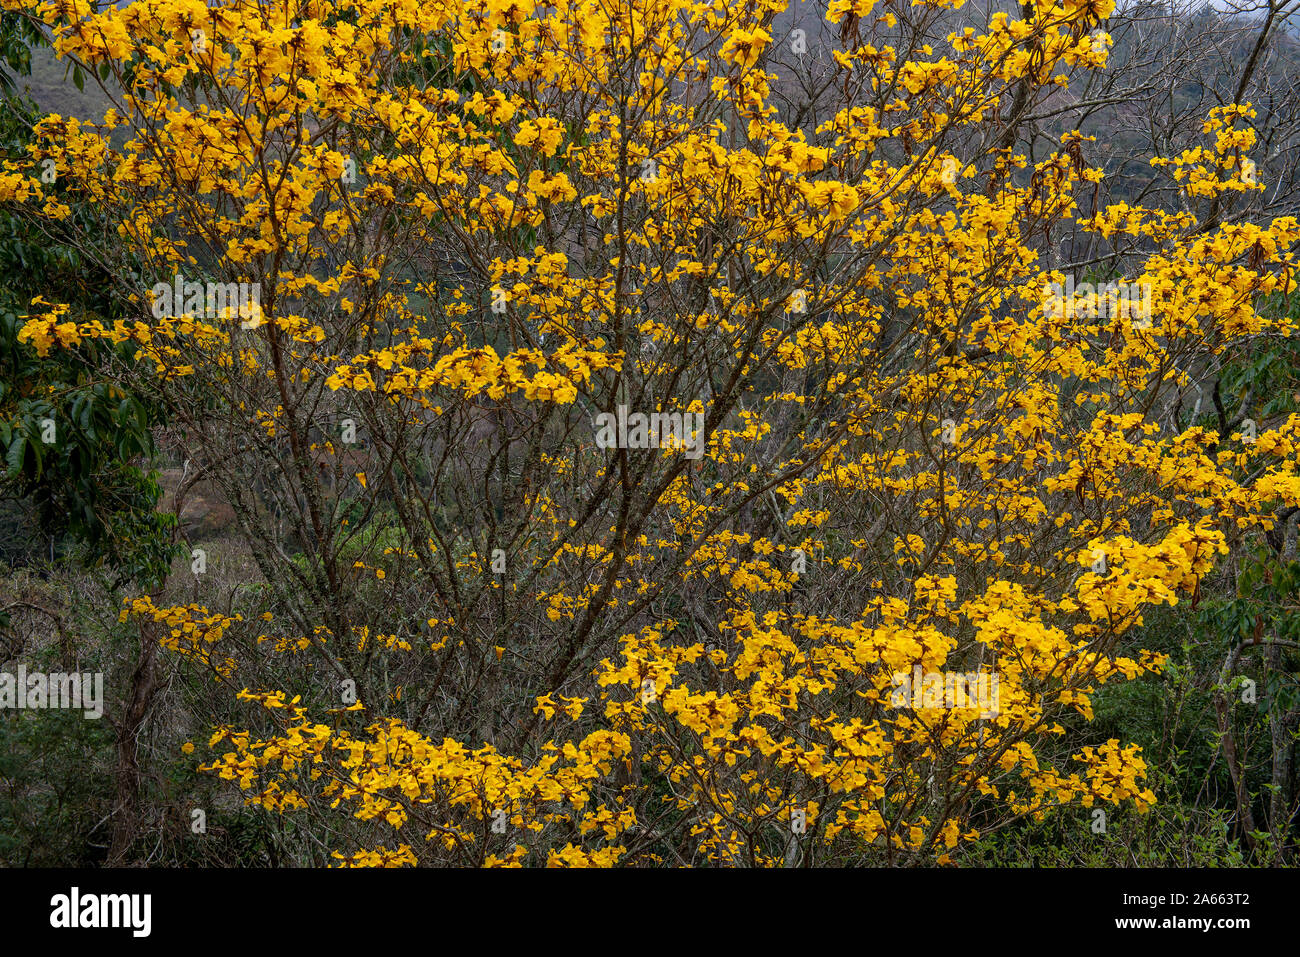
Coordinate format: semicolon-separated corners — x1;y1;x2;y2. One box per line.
0;12;43;94
0;706;114;867
962;784;1249;867
0;66;178;587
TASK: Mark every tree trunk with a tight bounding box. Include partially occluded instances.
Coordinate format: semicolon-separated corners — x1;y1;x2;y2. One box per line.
107;619;160;865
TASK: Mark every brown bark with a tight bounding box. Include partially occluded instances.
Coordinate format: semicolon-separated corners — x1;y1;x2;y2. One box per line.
107;618;160;865
1215;643;1258;855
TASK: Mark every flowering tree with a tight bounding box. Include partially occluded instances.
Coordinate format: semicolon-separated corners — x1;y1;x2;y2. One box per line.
4;0;1299;865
